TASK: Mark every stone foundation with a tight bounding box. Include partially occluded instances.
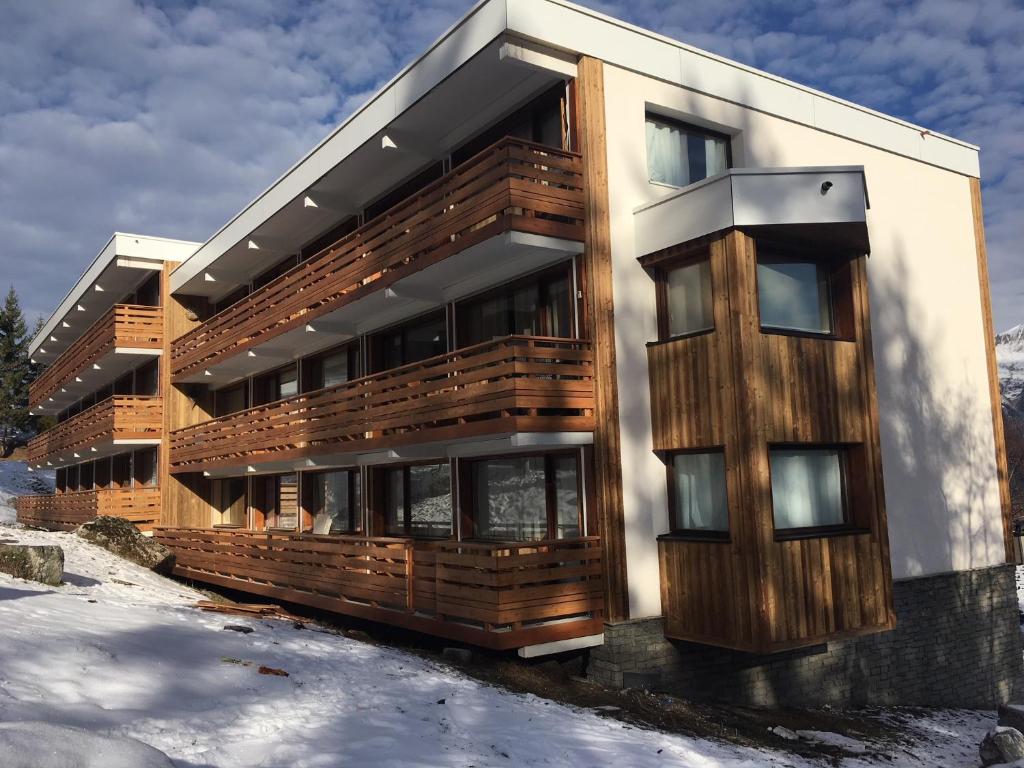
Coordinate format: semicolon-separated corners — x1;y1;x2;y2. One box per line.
588;564;1023;708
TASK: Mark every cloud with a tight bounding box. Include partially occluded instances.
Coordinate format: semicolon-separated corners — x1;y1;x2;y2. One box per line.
1;0;1020;330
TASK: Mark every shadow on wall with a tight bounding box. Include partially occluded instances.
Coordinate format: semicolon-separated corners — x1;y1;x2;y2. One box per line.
870;238;1000;576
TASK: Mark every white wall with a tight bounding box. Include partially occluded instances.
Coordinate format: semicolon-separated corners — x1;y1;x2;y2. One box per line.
601;64;1004;619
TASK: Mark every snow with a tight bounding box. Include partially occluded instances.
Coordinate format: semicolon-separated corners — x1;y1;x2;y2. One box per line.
997;323;1024;412
0;459;52;523
0;460;1005;766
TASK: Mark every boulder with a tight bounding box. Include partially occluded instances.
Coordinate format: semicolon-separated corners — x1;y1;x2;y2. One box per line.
0;544;63;585
980;726;1024;766
0;721;174;768
76;516;173;573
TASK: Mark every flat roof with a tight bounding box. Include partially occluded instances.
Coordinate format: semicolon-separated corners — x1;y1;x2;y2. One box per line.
30;233;199;357
171;0;980;294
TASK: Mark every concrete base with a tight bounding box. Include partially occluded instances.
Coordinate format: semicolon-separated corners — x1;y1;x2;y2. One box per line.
588;564;1024;708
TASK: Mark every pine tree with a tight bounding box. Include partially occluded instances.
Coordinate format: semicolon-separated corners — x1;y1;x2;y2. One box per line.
0;286;33;457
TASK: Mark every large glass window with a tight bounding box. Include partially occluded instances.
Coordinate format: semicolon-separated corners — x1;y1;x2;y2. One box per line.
257;474;299;530
646;115;729;188
304;343;359;393
253;364;298;406
369;312;447;374
133;448;157;487
306;470;361;535
469;453;582;541
456;266;573;347
668;451;729;534
213;477;247;527
383;463;452;538
757;257;832;335
769;448;846;530
661;259;713;338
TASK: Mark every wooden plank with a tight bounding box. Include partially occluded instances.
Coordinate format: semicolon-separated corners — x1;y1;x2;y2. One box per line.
970;177;1014;562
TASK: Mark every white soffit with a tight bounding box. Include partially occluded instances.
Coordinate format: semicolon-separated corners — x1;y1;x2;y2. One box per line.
30;233;199;359
170;0;979;297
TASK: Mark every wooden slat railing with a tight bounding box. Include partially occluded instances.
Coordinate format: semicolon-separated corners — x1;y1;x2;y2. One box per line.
152;528;604;649
27;395;162;465
171;137;584;380
30;305;162;408
169;336;594;473
15;487;161;532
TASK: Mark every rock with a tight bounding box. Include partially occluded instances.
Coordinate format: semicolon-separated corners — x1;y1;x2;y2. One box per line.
999;704;1024;734
769;726;799;741
442;647;473;665
76;516;173;573
0;544;63;585
981;726;1024;766
223;624;254;634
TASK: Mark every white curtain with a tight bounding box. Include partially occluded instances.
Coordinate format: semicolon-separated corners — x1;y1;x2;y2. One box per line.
646;120;689;187
673;452;728;531
770;449;844;529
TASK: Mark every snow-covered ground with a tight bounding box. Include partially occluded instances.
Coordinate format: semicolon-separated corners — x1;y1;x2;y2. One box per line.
0;461;1000;767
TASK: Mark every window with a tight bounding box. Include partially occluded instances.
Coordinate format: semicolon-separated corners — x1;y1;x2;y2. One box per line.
452;84;566;166
252;255;298;291
213;477;247;527
468;453;582;541
79;461;95;491
133;448;157;487
134;359;159;396
252;364;298;406
256;474;299;530
214;383;248;417
456;266;573;347
303;343;359;393
305;470;361;535
667;451;728;535
757;256;832;335
368;312;447;374
769;448;846;531
657;257;713;339
646;115;729;188
382;463;452;538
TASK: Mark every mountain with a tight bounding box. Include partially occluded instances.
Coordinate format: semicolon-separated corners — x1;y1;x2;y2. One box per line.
996;324;1024;519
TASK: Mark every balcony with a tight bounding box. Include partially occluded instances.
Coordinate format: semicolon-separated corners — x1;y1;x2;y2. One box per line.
15;487;161;532
171;138;585;384
30;304;163;413
170;336;594;475
153;528;604;650
27;395;162;467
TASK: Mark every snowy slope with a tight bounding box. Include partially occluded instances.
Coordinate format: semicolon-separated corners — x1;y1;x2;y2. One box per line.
997;324;1024;416
0;460;52;523
0;462;1001;767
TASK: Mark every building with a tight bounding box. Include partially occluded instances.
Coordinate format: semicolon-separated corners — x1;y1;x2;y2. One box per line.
17;0;1019;708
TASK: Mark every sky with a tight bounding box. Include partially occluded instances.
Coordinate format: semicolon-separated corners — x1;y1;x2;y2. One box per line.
0;0;1021;331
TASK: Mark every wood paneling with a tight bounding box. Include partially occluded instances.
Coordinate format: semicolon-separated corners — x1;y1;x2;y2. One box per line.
576;56;629;622
30;304;162;408
153;528;604;650
171;137;585;380
26;395;161;465
160;262;215;529
651;229;894;653
169;336;594;474
15;487;161;532
970;177;1014;562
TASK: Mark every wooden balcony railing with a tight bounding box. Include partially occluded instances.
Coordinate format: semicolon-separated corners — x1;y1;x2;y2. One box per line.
171;137;585;380
169;335;594;473
15;486;161;532
30;304;163;408
27;395;162;465
153;528;604;649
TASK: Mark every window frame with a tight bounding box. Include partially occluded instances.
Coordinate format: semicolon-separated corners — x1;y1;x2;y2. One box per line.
302;468;363;535
653;251;716;342
373;460;454;540
459;450;585;543
367;309;448;375
753;240;857;341
644;112;733;189
768;444;866;539
661;447;731;542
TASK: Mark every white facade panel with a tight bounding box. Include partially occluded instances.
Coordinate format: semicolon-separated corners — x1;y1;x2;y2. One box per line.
602;64;1000;618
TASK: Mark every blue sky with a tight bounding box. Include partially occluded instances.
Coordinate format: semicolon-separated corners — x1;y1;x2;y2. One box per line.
1;0;1021;330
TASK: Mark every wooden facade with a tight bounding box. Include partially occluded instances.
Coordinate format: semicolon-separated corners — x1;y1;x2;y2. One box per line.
170;138;585;381
168;336;594;474
153;528;604;649
29;304;162;408
15;487;161;532
647;229;894;653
